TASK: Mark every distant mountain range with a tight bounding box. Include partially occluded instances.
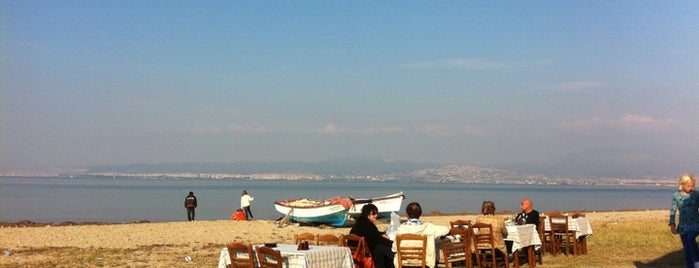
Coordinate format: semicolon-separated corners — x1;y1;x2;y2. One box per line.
87;158;439;176
82;158;673;186
0;158;674;186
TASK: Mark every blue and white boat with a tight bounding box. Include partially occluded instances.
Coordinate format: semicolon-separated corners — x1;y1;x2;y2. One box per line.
274;197;352;227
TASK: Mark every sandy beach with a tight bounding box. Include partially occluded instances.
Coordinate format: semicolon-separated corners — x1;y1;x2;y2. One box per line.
0;210;674;267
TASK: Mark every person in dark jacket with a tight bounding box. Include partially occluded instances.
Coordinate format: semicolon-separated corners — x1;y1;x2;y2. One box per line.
184;191;197;221
515;197;540;226
350;203;395;268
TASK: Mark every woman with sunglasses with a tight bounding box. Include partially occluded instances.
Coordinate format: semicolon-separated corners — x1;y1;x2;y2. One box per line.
350;203;395;268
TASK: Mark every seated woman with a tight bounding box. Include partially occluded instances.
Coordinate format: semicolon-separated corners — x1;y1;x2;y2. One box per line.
475;200;509;256
350;204;395;268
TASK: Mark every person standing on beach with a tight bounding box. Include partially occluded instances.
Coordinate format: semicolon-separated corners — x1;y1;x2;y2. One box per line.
515;197;540;226
240;190;254;220
184;191;197;221
669;173;699;268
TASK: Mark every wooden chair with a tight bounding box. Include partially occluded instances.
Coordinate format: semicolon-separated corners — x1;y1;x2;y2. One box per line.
535;221;545;264
226;242;254;268
316;234;343;246
342;234;373;268
471;222;509;268
438;234;472;268
396;233;427;268
293;232;316;244
445;227;478;268
341;233;363;252
549;216;579;256
255;246;283;268
539;219;553;256
449;219;472;229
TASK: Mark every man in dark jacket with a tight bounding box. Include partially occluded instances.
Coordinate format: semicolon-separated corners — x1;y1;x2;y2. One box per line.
184;191;197;221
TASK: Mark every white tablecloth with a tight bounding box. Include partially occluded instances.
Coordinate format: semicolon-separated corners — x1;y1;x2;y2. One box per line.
544;217;593;238
505;224;542;268
218;244;353;268
505;224;542;253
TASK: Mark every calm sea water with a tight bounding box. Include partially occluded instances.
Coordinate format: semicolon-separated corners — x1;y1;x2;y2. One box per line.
0;176;674;223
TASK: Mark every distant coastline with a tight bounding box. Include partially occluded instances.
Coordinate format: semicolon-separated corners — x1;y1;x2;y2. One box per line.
1;172;675;187
1;159;677;187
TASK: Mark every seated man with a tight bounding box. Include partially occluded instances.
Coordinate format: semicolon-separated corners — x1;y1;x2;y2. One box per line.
392;202;449;268
510;197;540;260
514;198;540;226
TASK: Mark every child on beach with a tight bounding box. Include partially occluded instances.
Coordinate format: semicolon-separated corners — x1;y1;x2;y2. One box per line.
231;209;246;221
669;173;699;268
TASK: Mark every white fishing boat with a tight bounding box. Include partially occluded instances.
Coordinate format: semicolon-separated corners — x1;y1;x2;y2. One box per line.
348;192;405;219
274;197;352;227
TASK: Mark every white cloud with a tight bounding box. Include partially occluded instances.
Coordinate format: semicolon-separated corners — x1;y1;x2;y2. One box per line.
226;124;269;134
561;114;675;132
319;123;403;135
400;58;504;70
561;117;605;130
417;124;454;137
602;153;659;162
556;81;605;91
188;124;269;134
456;125;492;137
319;123;349;135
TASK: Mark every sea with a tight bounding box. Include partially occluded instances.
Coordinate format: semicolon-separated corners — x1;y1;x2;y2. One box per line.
0;176;674;223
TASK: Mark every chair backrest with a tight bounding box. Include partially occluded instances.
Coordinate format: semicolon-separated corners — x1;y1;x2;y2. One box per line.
226;242;254;268
544;210;564;217
549;216;569;233
395;233;427;268
342;233;363;253
549;215;577;256
316;234;342;246
471;222;494;251
448;227;473;253
255;246;283;268
449;219;472;229
293;232;316;244
439;237;471;268
471;222;508;268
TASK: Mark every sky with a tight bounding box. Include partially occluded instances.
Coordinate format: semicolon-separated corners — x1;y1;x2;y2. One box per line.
2;1;698;178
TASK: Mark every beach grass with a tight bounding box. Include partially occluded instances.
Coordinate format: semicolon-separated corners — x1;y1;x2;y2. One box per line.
0;210;688;267
543;218;683;267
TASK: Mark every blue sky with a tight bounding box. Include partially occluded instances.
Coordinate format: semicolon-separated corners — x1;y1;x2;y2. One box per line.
2;1;698;177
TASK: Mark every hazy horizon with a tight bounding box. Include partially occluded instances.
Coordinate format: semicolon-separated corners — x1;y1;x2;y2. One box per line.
2;2;698;178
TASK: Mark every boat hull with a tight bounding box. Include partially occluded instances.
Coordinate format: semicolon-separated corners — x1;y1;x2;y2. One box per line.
349;192;405;219
274;200;349;227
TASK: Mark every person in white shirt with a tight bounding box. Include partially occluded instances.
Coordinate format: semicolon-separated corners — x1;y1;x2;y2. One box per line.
392;202;449;268
240;190;255;220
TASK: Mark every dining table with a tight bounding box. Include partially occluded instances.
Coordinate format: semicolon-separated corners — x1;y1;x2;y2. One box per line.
544;216;593;254
505;223;542;268
218;244;353;268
